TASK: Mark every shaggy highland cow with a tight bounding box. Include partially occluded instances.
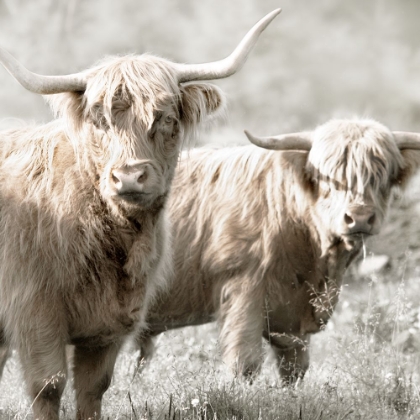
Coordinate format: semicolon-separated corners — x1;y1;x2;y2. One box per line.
0;9;280;419
136;118;420;383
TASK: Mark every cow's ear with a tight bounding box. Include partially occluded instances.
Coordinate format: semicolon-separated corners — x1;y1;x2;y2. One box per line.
395;150;420;188
46;92;85;130
179;82;225;127
49;92;112;132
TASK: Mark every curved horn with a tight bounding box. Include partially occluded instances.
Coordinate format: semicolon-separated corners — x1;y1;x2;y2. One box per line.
175;9;281;83
244;130;313;151
0;48;87;94
393;131;420;150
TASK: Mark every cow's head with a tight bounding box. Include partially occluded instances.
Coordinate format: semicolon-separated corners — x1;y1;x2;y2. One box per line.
245;118;420;248
0;9;280;219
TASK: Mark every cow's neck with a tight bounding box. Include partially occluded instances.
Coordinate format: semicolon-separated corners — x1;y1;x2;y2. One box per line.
310;239;361;328
295;219;362;333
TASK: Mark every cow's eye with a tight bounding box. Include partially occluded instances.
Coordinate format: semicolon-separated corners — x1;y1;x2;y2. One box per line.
165;115;174;124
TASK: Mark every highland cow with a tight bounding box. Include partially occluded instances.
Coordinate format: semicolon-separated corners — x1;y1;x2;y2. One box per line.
136;118;420;383
0;9;281;419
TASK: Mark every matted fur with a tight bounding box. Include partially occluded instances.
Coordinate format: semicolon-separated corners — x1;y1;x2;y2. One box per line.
136;118;420;383
0;53;225;419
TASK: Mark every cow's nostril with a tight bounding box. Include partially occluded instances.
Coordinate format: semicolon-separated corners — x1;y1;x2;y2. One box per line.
368;214;376;225
137;171;148;184
344;213;353;225
111;173;120;184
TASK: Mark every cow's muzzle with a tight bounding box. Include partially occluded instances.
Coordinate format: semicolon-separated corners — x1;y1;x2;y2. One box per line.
110;161;158;205
343;206;376;236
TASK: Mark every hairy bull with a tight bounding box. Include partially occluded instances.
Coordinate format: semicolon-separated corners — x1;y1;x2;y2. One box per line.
0;9;281;419
136;118;420;383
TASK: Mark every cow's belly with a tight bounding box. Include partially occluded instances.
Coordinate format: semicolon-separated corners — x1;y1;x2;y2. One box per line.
147;291;215;333
146;277;217;334
147;312;214;335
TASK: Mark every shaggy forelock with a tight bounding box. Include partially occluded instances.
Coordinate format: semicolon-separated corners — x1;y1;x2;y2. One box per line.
47;54;181;133
86;55;180;129
307;119;404;196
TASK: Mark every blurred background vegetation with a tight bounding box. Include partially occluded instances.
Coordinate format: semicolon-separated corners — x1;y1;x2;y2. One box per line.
1;3;420;417
1;0;420;144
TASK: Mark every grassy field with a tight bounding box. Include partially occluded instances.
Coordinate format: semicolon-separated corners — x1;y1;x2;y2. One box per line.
0;270;419;419
0;195;420;420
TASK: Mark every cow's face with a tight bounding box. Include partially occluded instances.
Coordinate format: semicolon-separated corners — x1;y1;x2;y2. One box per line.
57;56;224;217
245;118;420;251
306;119;404;245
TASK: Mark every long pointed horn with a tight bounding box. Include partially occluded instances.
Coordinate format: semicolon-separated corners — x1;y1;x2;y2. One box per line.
244;130;313;151
175;9;281;83
0;48;86;94
393;132;420;150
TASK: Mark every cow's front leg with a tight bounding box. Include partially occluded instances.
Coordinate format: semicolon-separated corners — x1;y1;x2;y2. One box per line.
17;330;67;420
73;341;122;420
133;329;156;374
271;335;310;385
218;279;264;380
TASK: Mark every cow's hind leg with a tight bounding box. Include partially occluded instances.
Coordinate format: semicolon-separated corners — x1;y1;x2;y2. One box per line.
271;336;310;385
0;326;11;379
73;341;122;420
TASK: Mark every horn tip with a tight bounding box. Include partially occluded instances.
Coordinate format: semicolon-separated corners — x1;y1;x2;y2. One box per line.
244;129;259;145
264;8;282;24
256;9;282;34
244;129;252;140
